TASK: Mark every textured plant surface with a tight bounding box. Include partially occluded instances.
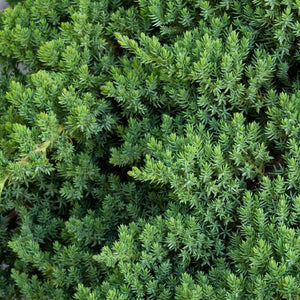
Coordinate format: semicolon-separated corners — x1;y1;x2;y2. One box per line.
0;0;300;299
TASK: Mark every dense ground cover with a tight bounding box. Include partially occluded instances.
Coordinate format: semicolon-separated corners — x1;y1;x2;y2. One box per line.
0;0;300;299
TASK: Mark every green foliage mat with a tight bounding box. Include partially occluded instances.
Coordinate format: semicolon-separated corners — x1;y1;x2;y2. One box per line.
0;0;300;299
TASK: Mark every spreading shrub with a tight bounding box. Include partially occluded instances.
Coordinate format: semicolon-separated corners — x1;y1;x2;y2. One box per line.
0;0;300;299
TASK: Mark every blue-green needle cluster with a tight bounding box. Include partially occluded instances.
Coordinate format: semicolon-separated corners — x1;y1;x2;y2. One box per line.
0;0;300;298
